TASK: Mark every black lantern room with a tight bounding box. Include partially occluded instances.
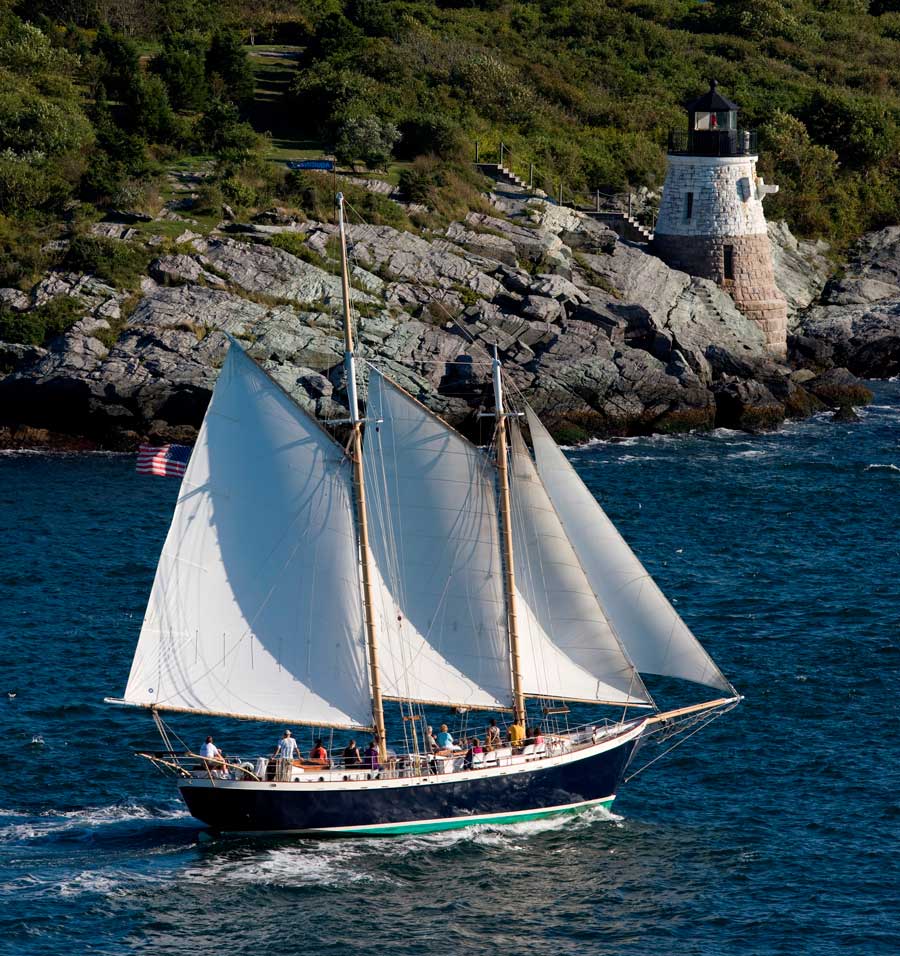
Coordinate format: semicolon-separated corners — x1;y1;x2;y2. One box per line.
668;81;757;157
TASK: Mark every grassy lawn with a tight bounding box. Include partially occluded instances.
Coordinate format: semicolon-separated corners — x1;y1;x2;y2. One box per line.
244;45;320;162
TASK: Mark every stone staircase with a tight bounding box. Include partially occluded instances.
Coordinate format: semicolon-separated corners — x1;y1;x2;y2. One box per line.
475;160;653;244
475;162;547;196
587;210;654;244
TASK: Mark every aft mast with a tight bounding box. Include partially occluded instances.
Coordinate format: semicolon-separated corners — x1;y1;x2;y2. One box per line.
491;350;527;725
337;193;388;763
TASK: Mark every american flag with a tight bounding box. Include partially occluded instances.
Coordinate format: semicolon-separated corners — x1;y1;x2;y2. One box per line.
136;444;192;478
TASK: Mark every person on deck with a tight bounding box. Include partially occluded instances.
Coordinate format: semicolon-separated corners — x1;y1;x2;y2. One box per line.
199;736;226;775
486;719;501;751
342;739;362;768
273;729;300;761
363;740;379;770
507;719;525;750
425;726;438;753
309;739;329;766
436;724;454;751
464;737;483;769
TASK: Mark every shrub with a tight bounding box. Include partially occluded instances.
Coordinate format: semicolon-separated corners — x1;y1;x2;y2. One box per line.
193;181;225;216
269;233;330;269
64;235;152;288
0;214;59;287
0;152;77;215
396;115;467;161
0;295;82;346
398;156;490;223
198;98;259;161
218;155;281;209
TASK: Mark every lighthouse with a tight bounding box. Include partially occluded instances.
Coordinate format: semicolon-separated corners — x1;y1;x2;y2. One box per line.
653;81;788;357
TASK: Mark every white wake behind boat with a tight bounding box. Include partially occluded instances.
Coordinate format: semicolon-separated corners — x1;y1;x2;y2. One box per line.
106;195;739;836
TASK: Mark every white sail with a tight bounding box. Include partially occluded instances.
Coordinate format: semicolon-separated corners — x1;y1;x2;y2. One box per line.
509;423;651;706
122;345;373;729
363;370;513;710
525;406;733;693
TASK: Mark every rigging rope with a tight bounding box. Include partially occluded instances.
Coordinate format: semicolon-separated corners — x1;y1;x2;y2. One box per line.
624;704;735;783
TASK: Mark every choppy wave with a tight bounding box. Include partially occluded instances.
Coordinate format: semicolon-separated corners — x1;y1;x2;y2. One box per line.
0;803;189;843
181;803;623;891
865;463;900;472
726;449;769;459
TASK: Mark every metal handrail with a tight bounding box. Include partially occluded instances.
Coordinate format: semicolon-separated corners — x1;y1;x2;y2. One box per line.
668;128;757;156
474;140;645;214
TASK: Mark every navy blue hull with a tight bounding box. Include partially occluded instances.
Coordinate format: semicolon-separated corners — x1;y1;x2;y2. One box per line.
179;736;641;834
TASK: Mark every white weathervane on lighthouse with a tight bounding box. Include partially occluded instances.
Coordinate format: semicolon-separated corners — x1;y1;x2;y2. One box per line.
654;79;789;358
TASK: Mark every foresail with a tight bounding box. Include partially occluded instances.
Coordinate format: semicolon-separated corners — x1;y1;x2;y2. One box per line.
525;407;734;694
509;422;651;706
363;370;513;710
122;345;373;729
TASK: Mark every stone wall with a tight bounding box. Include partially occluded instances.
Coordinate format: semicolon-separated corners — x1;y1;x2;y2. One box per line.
655;155;768;238
654;233;787;357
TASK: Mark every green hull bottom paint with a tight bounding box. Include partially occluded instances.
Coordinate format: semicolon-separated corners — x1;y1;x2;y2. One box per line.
308;797;616;837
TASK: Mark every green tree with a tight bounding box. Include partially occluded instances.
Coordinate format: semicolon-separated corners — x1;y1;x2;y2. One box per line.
206;29;255;110
130;73;177;141
291;61;374;131
334;114;400;168
80;89;150;202
197;97;259;159
92;23;142;103
152;32;208;111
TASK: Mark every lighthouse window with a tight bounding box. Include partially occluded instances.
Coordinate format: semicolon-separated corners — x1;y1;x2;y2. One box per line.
685;192;694;221
694;111;735;131
723;244;735;280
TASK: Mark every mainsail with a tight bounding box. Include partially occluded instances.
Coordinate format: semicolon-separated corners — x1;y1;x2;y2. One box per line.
121;345;373;728
525;406;733;693
363;370;513;710
508;422;651;706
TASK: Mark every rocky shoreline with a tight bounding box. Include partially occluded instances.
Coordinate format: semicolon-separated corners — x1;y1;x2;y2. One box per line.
1;188;898;450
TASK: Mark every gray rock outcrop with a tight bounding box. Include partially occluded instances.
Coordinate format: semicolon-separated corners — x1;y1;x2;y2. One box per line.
768;220;831;315
792;226;900;379
0;201;876;447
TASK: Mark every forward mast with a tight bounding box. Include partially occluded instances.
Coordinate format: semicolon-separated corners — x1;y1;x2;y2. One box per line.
491;350;527;725
336;193;388;763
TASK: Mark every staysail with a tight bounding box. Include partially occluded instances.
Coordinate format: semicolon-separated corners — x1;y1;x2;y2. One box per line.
363;370;513;710
508;422;651;706
525;406;733;693
120;345;373;728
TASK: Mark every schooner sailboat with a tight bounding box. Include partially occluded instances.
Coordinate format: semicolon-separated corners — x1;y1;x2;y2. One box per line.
106;195;739;836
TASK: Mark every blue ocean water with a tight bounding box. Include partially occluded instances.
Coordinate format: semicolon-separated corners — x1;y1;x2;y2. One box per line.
1;384;898;956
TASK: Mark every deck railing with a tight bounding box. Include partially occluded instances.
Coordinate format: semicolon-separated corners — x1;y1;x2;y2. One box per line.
667;128;758;157
137;718;641;783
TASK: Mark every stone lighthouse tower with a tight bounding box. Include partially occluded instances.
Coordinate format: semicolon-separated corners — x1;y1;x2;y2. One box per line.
653;81;788;357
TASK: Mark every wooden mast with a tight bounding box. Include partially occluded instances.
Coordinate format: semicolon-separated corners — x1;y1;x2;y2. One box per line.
491;349;526;725
337;193;388;763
